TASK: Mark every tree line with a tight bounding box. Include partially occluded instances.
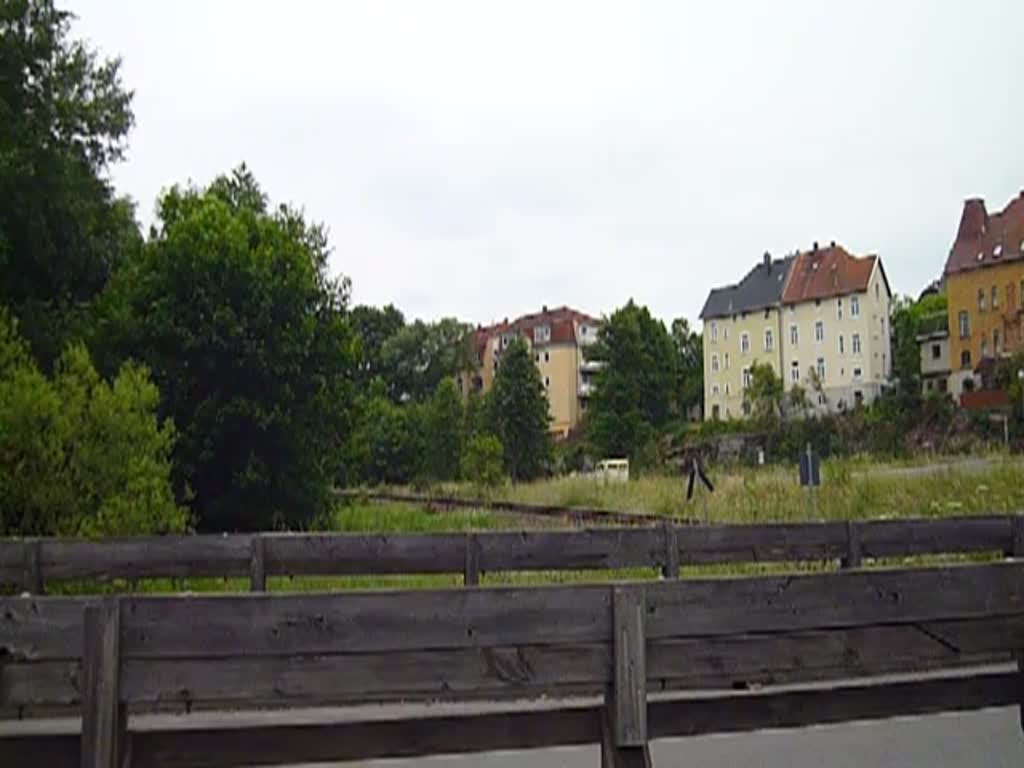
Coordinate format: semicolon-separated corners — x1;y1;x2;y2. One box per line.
0;1;707;535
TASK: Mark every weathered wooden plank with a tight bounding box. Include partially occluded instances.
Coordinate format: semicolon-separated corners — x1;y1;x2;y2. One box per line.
1013;516;1024;558
464;534;481;586
249;536;266;592
647;561;1024;638
8;613;1021;710
0;597;87;660
120;585;613;658
477;529;661;572
42;536;251;581
129;705;601;768
80;598;124;768
263;533;466;576
859;515;1013;559
612;587;647;746
601;703;652;768
648;670;1019;739
0;733;78;768
675;521;847;564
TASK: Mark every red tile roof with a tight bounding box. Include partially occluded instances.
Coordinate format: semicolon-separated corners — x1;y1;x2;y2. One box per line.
944;192;1024;276
781;243;882;304
471;306;600;361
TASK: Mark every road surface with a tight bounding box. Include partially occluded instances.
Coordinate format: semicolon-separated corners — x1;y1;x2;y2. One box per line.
345;707;1024;768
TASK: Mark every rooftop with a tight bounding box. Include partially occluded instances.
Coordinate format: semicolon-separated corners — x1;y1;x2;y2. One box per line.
944;191;1024;276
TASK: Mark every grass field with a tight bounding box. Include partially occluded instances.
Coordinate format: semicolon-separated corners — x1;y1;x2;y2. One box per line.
37;455;1024;596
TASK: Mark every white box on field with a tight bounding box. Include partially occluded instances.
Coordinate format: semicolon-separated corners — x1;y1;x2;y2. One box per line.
596;458;630;483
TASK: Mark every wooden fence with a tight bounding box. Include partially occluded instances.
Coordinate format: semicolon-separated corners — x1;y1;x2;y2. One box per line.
3;514;1024;593
3;560;1024;766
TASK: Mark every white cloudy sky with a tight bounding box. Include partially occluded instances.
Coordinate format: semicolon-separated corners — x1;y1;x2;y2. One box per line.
67;0;1024;327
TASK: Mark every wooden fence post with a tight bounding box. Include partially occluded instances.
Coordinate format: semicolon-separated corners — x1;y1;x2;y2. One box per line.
661;521;679;580
81;597;127;768
249;535;267;592
1012;517;1024;559
841;521;862;570
601;585;652;766
22;539;43;594
464;533;481;587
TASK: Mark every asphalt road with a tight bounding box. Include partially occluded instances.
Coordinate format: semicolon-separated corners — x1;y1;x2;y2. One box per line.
346;708;1024;768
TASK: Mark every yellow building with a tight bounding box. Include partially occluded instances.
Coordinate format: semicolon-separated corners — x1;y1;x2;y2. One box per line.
461;306;601;438
943;193;1024;394
780;243;892;411
701;243;893;420
701;253;790;420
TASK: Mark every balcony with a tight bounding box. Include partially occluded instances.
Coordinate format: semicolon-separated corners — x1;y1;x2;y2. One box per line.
580;359;605;373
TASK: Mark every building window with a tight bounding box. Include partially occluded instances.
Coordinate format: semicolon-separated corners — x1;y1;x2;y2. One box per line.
958;310;970;339
580;399;588;411
724;353;730;370
790;324;799;346
939;378;948;393
544;376;550;388
535;353;540;363
544;351;550;363
851;296;860;317
994;329;1001;354
839;335;845;355
931;343;941;360
978;288;986;312
711;404;720;419
725;383;731;396
742;368;752;389
816;358;825;380
875;283;880;300
961;350;971;369
712;384;720;397
790;362;799;383
535;325;552;343
711;354;720;373
992;285;999;310
981;335;988;358
815;321;824;343
764;328;774;352
852;333;862;355
723;326;729;341
837;298;843;320
711;322;718;343
741;333;750;354
853;367;863;379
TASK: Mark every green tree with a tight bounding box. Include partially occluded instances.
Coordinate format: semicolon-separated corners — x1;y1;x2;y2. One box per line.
0;310;185;536
1;0;141;367
587;301;676;460
670;317;703;418
378;317;475;403
744;361;784;426
891;293;948;398
347;386;422;486
94;167;357;531
488;337;551;480
422;378;464;481
350;304;406;390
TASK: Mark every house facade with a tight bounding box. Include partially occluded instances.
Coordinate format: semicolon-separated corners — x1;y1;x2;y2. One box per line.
700;243;893;420
700;253;791;420
943;192;1024;394
780;243;893;412
461;306;600;438
916;313;952;397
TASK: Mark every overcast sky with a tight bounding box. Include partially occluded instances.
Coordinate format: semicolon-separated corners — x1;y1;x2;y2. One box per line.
67;0;1024;327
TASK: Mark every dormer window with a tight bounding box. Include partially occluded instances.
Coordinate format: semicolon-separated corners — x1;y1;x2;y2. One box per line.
977;252;984;262
993;244;1003;258
533;325;551;344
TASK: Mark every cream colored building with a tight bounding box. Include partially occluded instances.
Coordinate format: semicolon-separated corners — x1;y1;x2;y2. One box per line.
462;306;600;438
779;244;893;412
700;244;893;420
701;253;791;420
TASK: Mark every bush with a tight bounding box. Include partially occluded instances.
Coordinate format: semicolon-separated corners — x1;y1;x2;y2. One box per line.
461;434;505;494
0;311;187;536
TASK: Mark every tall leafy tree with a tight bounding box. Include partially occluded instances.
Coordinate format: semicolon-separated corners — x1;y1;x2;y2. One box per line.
488;337;551;481
378;317;475;403
1;0;140;366
587;300;676;460
95;167;358;531
422;377;464;481
670;317;703;419
350;304;405;390
744;361;784;426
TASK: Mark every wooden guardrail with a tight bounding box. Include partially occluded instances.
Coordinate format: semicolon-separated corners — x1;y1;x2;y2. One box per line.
2;514;1023;593
2;561;1024;766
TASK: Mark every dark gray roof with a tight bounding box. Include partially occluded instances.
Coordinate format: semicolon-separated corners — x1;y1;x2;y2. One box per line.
699;256;794;320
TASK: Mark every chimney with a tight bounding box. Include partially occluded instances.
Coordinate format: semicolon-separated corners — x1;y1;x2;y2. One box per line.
762;251;771;268
813;241;819;251
957;198;988;240
542;305;548;313
830;240;836;248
